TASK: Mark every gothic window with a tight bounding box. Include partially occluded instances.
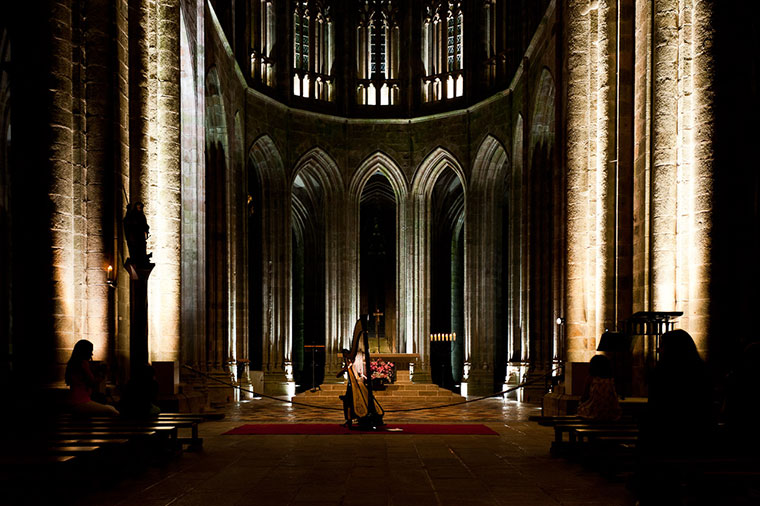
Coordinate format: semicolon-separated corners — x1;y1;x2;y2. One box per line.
356;0;400;106
250;0;276;87
422;0;464;103
293;1;334;101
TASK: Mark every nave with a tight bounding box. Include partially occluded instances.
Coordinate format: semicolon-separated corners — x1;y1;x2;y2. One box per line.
68;398;636;506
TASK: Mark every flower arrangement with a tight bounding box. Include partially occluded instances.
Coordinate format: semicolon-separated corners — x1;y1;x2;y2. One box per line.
370;358;395;383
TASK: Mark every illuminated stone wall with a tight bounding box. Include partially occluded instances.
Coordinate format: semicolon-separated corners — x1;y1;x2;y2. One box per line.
566;0;715;363
5;0;182;385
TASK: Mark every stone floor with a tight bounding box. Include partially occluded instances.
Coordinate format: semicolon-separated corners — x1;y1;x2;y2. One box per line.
79;395;637;506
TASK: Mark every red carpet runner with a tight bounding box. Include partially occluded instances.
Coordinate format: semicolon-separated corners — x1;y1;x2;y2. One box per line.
223;423;498;435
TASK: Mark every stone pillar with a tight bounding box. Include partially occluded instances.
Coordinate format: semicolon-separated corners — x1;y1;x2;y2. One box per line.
564;0;618;362
179;0;206;373
687;0;714;354
48;0;77;363
148;0;182;363
565;0;593;363
650;0;679;314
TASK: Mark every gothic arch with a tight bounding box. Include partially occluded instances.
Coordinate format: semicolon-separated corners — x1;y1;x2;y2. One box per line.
411;147;467;195
347;151;410;356
290;147;344;380
247;134;292;394
410;147;466;385
468;135;510;393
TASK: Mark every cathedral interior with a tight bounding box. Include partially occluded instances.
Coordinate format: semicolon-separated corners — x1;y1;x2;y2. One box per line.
1;0;760;504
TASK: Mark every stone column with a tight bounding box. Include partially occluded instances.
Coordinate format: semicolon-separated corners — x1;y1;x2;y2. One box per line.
650;0;679;314
409;189;432;384
148;0;182;364
48;0;77;363
565;0;593;363
564;0;618;362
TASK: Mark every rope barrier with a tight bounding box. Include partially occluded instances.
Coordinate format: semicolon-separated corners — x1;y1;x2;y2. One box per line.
182;364;562;413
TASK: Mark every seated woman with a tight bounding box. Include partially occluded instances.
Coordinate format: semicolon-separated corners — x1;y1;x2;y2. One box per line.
65;339;119;417
577;354;621;422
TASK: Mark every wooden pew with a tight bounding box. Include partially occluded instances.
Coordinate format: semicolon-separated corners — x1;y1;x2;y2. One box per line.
57;413;205;449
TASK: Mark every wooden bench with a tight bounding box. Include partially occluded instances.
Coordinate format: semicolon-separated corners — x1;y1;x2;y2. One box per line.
57;413;205;448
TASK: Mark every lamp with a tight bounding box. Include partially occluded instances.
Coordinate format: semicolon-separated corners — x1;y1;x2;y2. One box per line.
597;331;633;353
106;265;117;288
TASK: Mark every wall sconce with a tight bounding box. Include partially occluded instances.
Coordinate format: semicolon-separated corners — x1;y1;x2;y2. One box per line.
106;265;117;288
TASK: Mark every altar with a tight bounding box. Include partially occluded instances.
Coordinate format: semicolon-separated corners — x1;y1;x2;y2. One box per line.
368;353;419;383
337;352;419;383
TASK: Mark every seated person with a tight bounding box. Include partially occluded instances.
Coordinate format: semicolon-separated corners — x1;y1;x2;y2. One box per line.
65;339;119;416
577;354;622;422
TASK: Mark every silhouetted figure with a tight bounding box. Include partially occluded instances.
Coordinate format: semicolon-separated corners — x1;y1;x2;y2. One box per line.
636;329;714;505
124;202;151;266
120;364;161;418
642;329;714;454
577;354;621;422
65;340;119;417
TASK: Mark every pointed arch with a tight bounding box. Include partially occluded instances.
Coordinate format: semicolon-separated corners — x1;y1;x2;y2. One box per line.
349;151;408;201
292;147;344;195
347;151;410;356
409;147;466;385
290;147;345;379
411;147;467;196
247;134;292;394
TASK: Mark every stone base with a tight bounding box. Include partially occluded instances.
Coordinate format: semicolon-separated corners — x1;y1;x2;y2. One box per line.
207;371;236;406
541;391;580;416
263;371;293;396
464;369;495;397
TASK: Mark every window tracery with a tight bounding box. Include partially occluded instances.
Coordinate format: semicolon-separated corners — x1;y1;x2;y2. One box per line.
356;0;400;106
422;0;464;103
250;0;276;87
293;0;334;101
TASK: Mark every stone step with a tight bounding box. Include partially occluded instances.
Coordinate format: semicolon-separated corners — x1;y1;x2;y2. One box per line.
293;382;465;404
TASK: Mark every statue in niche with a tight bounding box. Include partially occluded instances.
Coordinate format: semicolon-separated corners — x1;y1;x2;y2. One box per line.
124;202;152;267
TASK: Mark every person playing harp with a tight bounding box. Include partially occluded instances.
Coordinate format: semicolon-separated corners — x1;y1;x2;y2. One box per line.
337;315;385;429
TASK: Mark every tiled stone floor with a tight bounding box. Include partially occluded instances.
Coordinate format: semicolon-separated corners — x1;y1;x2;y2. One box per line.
80;395;637;506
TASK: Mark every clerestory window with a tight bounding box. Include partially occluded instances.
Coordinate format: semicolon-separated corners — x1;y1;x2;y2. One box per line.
293;0;335;101
356;0;400;106
250;0;276;87
422;0;464;103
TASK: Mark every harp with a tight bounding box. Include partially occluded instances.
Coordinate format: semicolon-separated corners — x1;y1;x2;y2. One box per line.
338;315;385;429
